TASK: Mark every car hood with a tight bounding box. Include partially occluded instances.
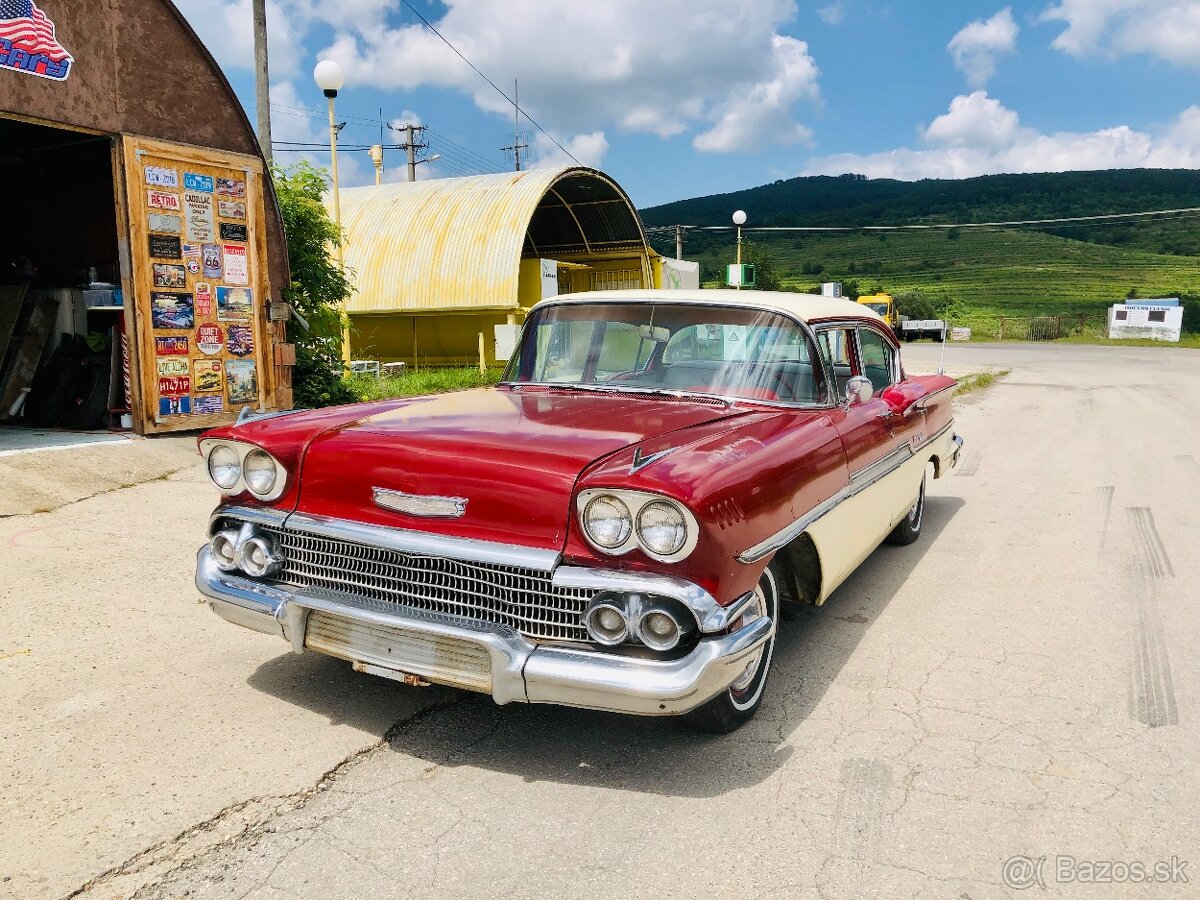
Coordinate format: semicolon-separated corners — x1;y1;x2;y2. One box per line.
292;387;755;550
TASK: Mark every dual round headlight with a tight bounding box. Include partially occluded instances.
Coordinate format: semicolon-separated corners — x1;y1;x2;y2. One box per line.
581;491;695;561
201;440;285;500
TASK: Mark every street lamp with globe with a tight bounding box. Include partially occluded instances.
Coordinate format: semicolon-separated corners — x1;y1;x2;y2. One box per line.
313;59;351;364
732;209;747;289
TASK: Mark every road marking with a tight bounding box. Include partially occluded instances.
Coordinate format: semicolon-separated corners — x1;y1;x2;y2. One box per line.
1093;486;1114;555
1126;507;1174;578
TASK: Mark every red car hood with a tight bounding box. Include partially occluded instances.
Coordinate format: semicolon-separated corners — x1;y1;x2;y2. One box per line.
293;387;753;550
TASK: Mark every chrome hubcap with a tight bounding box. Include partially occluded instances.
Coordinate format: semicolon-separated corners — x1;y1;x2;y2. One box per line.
730;585;767;693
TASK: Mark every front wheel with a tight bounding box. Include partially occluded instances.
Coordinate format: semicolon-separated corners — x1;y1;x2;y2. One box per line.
885;473;926;546
688;566;779;733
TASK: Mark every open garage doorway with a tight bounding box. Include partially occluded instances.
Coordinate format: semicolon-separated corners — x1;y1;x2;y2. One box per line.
0;116;130;444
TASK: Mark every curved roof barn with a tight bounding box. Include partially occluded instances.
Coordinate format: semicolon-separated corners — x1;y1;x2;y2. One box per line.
337;167;653;314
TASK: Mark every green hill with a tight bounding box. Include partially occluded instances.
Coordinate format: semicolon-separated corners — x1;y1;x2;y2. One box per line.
639;170;1200;334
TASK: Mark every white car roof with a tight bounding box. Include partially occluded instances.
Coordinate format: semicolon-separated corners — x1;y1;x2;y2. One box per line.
540;289;884;326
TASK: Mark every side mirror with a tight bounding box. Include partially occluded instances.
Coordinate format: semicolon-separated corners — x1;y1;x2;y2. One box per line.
843;375;873;407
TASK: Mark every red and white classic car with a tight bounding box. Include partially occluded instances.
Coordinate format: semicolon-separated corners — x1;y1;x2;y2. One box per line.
196;290;962;731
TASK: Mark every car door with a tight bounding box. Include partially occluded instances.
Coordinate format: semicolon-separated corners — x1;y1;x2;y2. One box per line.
818;324;898;484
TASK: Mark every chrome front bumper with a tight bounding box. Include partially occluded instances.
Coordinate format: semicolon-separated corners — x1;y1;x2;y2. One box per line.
196;547;773;716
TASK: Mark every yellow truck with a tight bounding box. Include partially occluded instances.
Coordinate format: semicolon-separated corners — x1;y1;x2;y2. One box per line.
857;293;900;331
856;292;946;341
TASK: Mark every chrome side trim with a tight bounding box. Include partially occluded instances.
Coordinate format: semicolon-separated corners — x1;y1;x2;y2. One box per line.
281;511;560;572
738;420;956;564
850;443;913;485
551;566;755;634
208;504;290;535
372;487;468;519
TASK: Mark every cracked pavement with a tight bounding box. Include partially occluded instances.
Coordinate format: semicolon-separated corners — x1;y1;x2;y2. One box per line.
3;342;1198;899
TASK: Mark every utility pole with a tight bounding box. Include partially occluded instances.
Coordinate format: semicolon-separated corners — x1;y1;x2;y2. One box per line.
500;79;529;171
252;0;272;162
675;224;683;260
388;123;429;182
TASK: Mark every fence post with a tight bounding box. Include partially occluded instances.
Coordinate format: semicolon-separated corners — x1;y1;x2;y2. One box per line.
998;317;1005;341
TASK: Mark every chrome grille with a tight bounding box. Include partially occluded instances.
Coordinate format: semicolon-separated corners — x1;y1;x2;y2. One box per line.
262;525;595;642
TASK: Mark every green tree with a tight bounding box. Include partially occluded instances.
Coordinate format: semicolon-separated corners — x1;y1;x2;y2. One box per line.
740;240;781;291
271;162;360;407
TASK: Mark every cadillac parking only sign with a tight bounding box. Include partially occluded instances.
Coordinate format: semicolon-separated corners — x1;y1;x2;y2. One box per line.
0;0;73;82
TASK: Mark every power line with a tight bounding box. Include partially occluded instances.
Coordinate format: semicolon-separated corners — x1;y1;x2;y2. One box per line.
396;0;581;165
647;206;1200;234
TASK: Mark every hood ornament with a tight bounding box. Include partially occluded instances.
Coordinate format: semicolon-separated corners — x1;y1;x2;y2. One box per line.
630;446;678;474
373;487;468;518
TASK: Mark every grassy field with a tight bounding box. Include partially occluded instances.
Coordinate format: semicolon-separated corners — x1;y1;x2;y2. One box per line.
681;227;1200;319
351;367;503;401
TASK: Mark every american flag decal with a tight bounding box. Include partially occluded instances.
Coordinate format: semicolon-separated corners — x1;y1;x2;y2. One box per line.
0;0;73;81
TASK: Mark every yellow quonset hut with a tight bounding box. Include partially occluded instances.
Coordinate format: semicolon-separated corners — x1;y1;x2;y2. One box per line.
336;166;666;366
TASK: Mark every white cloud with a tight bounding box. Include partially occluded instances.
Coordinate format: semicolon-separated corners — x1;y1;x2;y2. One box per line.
692;36;818;153
818;2;846;26
802;92;1200;180
175;0;305;77
317;0;820;155
923;91;1020;150
1041;0;1200;67
948;7;1019;87
530;131;610;170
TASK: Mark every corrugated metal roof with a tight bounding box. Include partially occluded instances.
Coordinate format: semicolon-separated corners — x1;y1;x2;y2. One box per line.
333;166;649;313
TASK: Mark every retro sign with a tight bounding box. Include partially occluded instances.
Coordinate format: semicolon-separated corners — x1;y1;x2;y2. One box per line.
196;322;223;355
222;244;248;284
225;360;257;404
157;358;190;377
216;178;246;198
201;244;222;279
226;324;254;357
219;222;248;242
0;1;73;82
159;396;192;416
154;335;189;356
152;263;187;289
193;395;223;415
194;282;213;317
147;190;181;212
148;234;181;259
184;172;214;192
193;359;223;392
217;286;251;321
151;292;194;329
158;375;191;396
184;191;214;242
145;166;179;188
148;213;181;234
218;200;246;220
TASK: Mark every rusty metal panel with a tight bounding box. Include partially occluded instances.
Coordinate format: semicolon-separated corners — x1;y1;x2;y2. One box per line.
335;167;651;314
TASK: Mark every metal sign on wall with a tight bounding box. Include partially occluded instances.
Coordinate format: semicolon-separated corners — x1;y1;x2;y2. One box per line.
0;1;74;82
124;137;273;433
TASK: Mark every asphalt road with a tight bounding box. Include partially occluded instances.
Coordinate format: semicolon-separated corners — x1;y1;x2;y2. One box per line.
2;342;1197;899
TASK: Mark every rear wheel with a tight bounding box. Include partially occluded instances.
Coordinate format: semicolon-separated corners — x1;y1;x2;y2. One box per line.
885;473;925;546
688;565;779;733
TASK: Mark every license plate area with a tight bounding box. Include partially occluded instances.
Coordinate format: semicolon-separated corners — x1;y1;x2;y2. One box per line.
304;610;493;693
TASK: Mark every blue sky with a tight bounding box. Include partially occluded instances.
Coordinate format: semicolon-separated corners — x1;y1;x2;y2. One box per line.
176;1;1200;208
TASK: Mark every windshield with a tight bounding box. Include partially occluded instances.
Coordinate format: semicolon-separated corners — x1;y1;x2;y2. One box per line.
503;302;829;404
865;303;889;315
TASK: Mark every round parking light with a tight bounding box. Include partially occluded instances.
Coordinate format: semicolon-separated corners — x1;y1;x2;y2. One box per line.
237;535;282;578
210;529;241;571
584;599;630;645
